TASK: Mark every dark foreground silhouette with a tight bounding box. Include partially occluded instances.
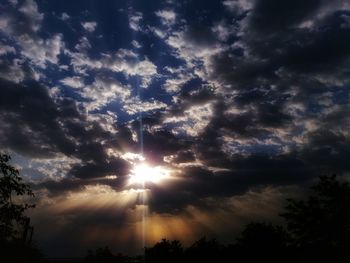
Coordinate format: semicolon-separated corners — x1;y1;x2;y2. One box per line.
1;152;350;262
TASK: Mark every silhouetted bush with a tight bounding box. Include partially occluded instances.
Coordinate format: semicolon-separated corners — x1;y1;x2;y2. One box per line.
84;247;128;263
280;175;350;261
0;153;41;263
145;239;183;263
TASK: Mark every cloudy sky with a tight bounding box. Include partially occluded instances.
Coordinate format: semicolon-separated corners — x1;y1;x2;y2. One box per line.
1;0;350;257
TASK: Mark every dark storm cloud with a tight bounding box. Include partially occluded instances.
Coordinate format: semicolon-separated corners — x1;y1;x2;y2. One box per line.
149;153;311;213
0;78;76;157
167;86;215;116
70;158;129;179
210;10;350;88
142;129;192;163
249;0;323;34
35;176;127;197
300;129;350;173
149;126;350;213
0;78;130;180
183;24;217;47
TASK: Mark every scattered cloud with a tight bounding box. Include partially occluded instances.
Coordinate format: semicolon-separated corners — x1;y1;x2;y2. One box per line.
81;21;97;32
129;12;143;31
155;9;177;26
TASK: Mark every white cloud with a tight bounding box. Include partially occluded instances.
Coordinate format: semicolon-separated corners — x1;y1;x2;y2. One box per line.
18;0;44;32
20;33;64;68
129;12;143;31
60;76;84;89
108;57;157;88
165;29;224;83
80;76;131;111
155;9;177;26
8;0;18;6
163;66;194;93
86;111;118;134
222;0;253;13
148;26;167;38
0;58;27;83
122;97;167;115
164;102;214;136
212;20;236;41
75;37;91;51
60;12;70;21
0;44;16;56
131;40;141;48
65;50;103;74
81;21;97;32
0;0;64;68
67;48;158;88
30;155;81;182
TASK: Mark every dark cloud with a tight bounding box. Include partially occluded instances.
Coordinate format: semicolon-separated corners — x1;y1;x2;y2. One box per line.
184;24;217;47
249;0;323;34
0;79;76;157
0;78;130;180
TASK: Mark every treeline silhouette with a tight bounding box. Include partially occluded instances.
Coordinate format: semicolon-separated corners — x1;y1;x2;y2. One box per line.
1;152;350;262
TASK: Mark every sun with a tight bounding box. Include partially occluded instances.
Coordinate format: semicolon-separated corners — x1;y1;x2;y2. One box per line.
129;162;170;185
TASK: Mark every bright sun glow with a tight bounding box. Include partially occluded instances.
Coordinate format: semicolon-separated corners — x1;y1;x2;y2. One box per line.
129;162;170;185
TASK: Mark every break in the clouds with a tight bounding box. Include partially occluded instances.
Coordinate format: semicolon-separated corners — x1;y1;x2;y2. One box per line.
1;0;350;257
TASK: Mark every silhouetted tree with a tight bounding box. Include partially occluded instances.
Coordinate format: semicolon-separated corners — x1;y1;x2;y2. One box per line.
145;239;183;263
236;222;289;249
280;175;350;260
84;246;124;263
184;237;224;263
0;153;40;262
234;222;290;262
0;153;35;242
281;175;350;249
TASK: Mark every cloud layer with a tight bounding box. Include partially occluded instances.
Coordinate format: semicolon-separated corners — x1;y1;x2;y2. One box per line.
1;0;350;256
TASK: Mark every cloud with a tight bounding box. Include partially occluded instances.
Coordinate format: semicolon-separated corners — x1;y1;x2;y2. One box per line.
122;98;167;115
0;44;16;56
0;58;31;83
0;0;64;68
81;21;97;32
0;77;132;184
75;37;92;51
164;102;214;136
60;76;84;89
60;12;70;21
79;75;131;111
131;40;141;48
223;0;253;14
129;12;143;31
155;9;177;26
67;48;158;88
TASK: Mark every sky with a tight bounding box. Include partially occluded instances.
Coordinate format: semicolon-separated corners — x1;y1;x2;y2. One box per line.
1;0;350;257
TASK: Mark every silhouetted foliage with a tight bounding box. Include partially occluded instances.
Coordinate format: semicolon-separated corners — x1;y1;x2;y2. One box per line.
281;175;350;249
84;247;123;263
184;237;224;263
0;153;40;263
145;239;183;263
280;175;350;260
0;153;35;242
234;222;290;262
236;222;289;250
